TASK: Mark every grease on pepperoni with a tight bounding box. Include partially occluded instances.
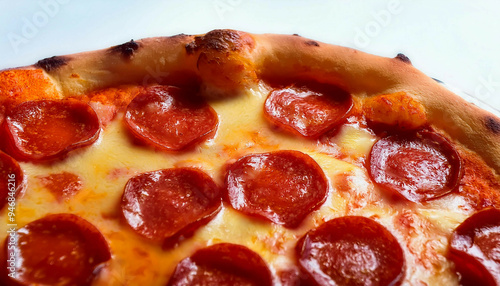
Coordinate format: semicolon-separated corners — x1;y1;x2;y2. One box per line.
3;213;111;286
278;267;304;286
296;216;405;286
167;243;273;286
121;168;221;243
0;151;23;210
264;83;352;138
369;131;462;202
224;150;328;228
448;208;500;286
0;69;60;106
2;100;100;162
38;172;83;202
124;85;218;151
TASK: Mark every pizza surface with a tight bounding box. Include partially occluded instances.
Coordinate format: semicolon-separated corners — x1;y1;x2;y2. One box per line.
1;29;500;285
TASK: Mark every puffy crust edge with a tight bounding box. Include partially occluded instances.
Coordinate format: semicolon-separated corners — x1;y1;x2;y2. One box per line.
1;29;500;173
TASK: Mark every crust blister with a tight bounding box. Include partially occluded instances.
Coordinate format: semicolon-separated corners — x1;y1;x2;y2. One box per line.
185;29;257;97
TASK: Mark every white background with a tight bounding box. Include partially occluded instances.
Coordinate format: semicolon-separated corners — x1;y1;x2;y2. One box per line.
1;0;499;114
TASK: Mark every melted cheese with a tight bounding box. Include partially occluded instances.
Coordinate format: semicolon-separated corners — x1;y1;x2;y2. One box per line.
0;83;465;285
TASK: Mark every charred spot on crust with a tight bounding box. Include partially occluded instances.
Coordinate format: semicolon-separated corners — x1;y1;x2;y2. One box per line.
293;33;301;37
305;40;320;47
395;53;411;64
185;29;254;55
109;40;140;58
168;34;194;44
185;42;197;55
171;33;190;38
36;56;68;72
485;116;500;134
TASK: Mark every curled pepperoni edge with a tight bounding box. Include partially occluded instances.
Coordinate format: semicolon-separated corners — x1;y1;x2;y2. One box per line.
0;151;24;210
368;130;463;202
1;213;111;286
263;83;353;138
1;100;101;162
167;243;274;286
295;216;405;286
224;150;329;228
448;208;500;286
121;168;222;244
162;211;221;250
124;85;219;152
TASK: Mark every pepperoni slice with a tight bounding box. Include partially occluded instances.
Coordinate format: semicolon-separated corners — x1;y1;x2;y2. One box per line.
167;243;273;286
121;168;221;243
224;150;328;228
278;268;303;286
124;85;218;151
296;216;405;286
38;172;83;202
448;208;500;286
88;101;117;126
2;100;100;162
3;213;111;286
0;151;23;210
264;83;352;138
369;131;462;202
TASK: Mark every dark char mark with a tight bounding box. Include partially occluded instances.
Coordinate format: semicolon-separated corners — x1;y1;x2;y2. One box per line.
171;33;191;38
395;53;411;64
305;40;320;47
36;56;68;71
109;40;140;58
485;116;500;134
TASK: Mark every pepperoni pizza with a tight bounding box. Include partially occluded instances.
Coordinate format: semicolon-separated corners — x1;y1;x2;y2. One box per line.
1;30;500;285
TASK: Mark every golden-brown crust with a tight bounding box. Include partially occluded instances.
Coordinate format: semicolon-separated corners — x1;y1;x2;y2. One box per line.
1;29;500;173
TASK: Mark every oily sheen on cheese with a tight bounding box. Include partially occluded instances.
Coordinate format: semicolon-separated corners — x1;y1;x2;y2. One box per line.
0;82;466;285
